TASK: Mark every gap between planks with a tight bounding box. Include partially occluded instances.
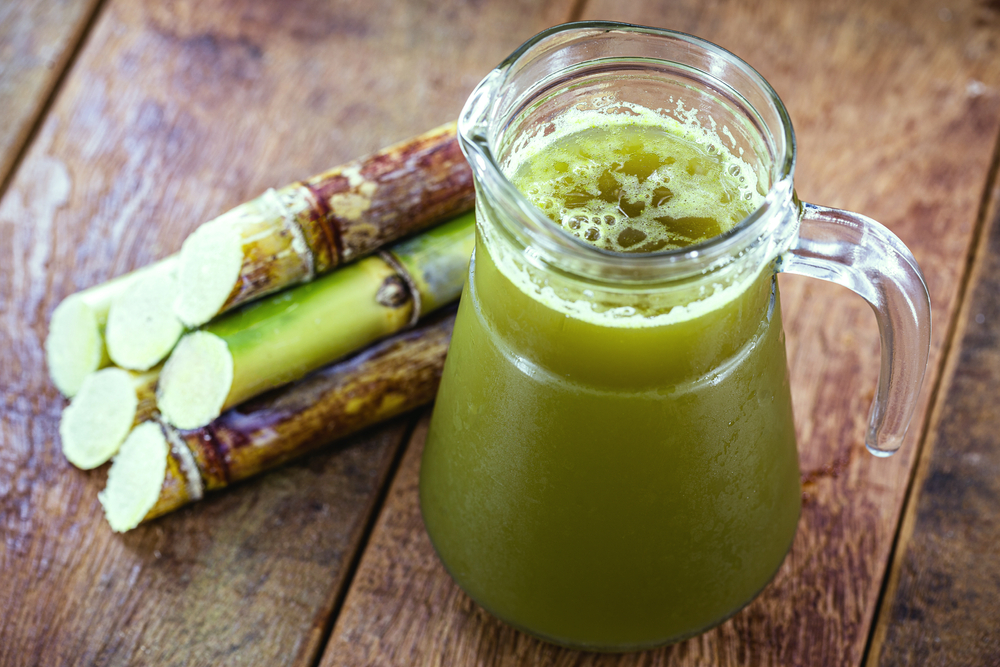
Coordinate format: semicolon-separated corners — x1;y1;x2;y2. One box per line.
0;0;108;204
862;101;1000;667
568;0;590;22
307;411;427;667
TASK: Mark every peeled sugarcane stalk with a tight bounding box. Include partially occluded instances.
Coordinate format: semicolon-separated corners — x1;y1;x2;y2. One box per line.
99;312;455;532
45;257;177;396
157;211;474;430
105;265;185;370
58;366;159;469
174;121;474;328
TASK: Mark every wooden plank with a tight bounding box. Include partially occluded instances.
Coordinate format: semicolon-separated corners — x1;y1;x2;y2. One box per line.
868;158;1000;663
0;0;102;189
0;0;568;663
323;1;1000;665
0;416;408;666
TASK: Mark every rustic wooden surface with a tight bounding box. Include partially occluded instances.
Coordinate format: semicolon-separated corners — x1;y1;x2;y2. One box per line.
0;0;102;189
2;0;999;665
869;168;1000;664
322;1;1000;666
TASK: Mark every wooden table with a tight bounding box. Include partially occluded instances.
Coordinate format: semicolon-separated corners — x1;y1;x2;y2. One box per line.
2;1;999;664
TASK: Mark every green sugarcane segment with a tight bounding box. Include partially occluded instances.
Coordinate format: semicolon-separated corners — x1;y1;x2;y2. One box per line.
156;212;474;430
219;255;415;408
388;211;476;313
158;256;412;429
46;256;177;396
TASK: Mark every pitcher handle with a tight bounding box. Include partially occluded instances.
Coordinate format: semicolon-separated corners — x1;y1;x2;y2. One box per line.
777;203;931;457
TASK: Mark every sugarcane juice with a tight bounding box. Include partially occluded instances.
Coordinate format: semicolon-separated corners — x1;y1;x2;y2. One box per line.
420;108;801;649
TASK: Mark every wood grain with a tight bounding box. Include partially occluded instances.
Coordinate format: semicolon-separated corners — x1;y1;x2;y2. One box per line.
0;0;102;189
869;160;1000;664
1;417;407;666
322;1;1000;665
0;0;569;663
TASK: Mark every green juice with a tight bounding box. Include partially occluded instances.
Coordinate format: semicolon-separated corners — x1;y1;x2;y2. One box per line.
420;115;801;649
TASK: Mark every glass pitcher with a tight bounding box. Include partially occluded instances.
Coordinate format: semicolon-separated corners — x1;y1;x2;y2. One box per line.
419;21;931;652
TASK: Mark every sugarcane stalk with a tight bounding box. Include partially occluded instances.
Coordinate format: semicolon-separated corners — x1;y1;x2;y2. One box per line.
98;420;204;532
59;366;159;469
101;312;455;530
105;264;186;370
174;122;474;327
45;257;177;396
157;211;474;430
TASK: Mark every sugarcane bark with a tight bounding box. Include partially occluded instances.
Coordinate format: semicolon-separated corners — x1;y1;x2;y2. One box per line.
144;424;203;522
141;313;455;520
292;121;473;273
213;122;474;318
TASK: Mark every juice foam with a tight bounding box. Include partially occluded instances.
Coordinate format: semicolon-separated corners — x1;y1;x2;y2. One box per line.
489;103;767;328
509;113;759;253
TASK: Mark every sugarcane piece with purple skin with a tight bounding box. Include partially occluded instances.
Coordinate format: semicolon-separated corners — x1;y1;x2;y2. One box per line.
173;121;474;328
99;312;455;532
156;211;474;430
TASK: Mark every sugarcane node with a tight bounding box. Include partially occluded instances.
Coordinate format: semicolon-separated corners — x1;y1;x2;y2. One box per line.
141;422;204;522
161;418;205;500
174;216;248;328
186;423;233;489
224;189;315;309
375;274;413;310
299;179;343;268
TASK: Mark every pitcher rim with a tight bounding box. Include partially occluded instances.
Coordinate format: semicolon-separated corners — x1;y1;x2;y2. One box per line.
458;21;799;282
